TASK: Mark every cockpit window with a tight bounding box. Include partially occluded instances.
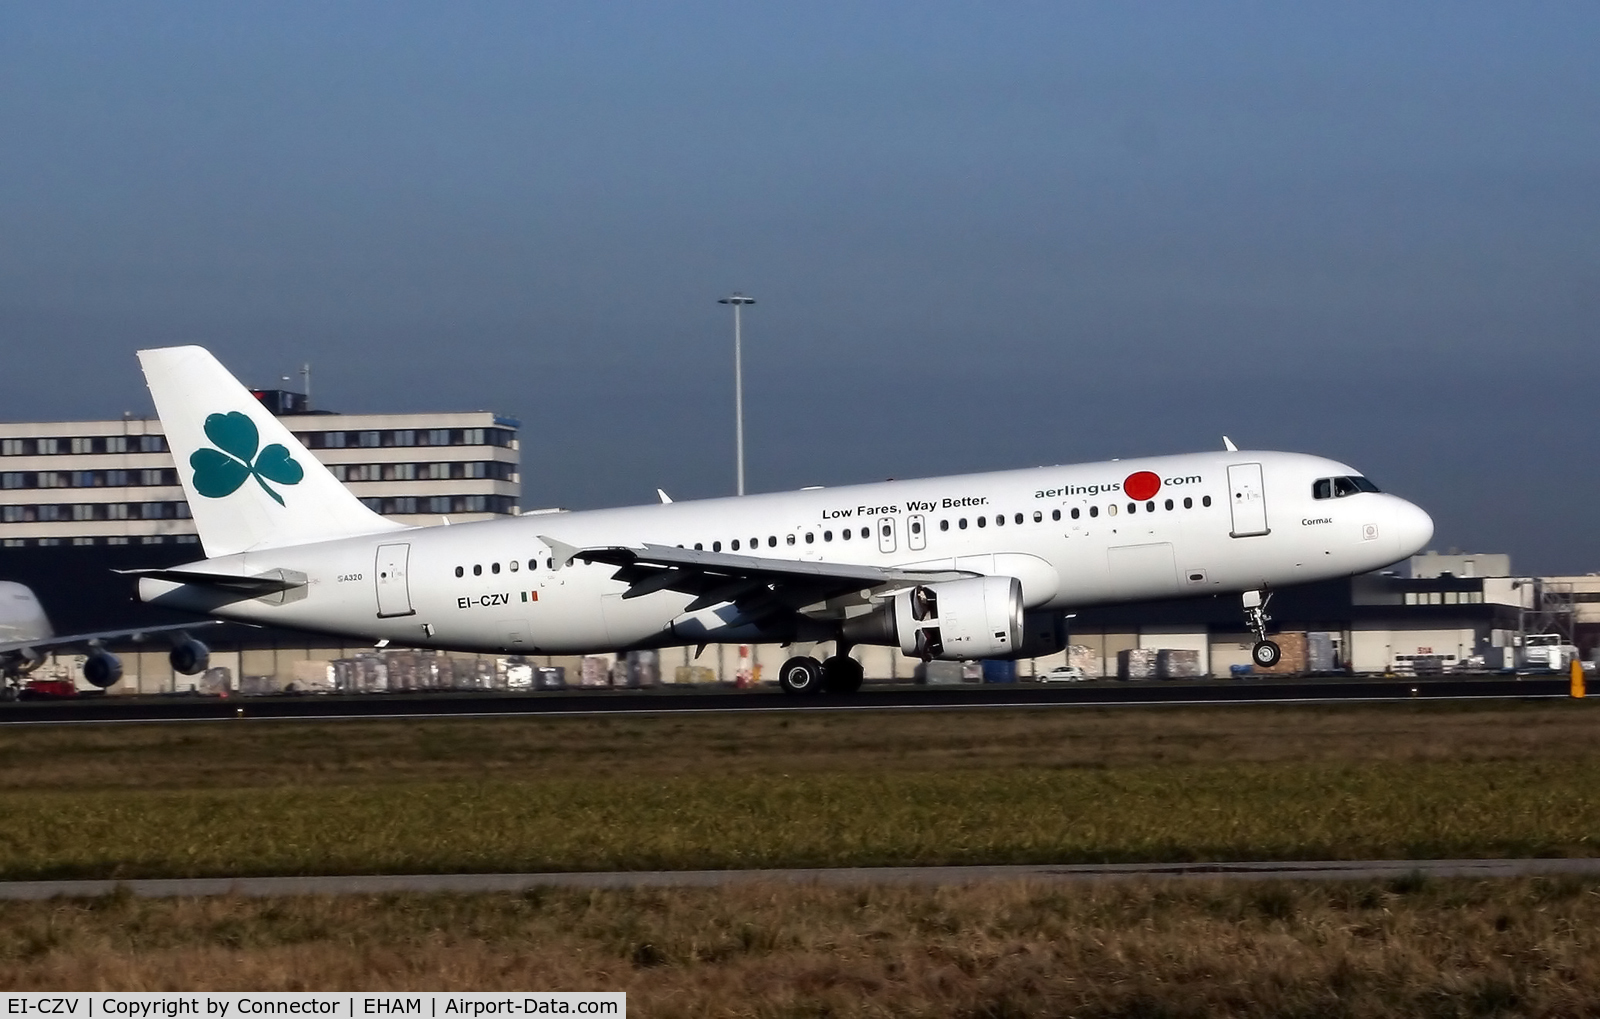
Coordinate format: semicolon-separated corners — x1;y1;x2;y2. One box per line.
1314;475;1380;499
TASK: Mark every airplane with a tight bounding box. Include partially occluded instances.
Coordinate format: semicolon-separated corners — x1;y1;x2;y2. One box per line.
0;580;217;698
128;345;1434;695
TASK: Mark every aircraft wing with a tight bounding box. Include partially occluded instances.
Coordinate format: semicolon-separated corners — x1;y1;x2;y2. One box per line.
540;536;976;628
0;619;225;657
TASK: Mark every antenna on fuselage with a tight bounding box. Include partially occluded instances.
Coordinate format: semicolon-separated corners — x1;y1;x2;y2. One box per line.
1222;436;1239;452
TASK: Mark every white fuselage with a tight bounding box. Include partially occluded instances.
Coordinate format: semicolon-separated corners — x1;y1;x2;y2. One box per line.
140;449;1434;655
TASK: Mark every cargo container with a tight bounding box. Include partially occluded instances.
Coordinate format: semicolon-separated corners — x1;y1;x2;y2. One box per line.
1155;648;1201;679
981;659;1018;683
1117;648;1158;680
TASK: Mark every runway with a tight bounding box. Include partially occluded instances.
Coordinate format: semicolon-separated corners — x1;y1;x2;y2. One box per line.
2;858;1596;899
0;675;1570;724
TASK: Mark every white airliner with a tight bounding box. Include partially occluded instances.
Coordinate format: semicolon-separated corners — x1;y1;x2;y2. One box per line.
0;580;216;696
127;346;1433;694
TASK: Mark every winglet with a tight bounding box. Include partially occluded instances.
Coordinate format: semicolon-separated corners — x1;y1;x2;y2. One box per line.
539;535;582;571
1223;436;1239;452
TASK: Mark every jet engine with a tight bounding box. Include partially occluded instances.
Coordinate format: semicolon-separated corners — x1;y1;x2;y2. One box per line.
1009;610;1069;660
82;650;123;688
843;576;1023;660
169;637;210;676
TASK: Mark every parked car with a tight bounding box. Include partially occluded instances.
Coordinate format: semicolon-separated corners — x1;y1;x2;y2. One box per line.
1039;666;1089;683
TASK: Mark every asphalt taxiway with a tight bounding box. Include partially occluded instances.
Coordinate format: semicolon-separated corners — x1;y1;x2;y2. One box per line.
0;675;1571;724
2;858;1596;899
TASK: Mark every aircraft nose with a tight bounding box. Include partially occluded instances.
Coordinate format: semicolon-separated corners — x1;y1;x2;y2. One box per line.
1391;498;1434;559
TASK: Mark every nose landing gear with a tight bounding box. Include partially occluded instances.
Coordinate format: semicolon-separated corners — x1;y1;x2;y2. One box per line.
1243;589;1281;668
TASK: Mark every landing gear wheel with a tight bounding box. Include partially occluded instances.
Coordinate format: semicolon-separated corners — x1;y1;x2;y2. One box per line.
821;655;865;694
1252;640;1281;668
778;656;824;695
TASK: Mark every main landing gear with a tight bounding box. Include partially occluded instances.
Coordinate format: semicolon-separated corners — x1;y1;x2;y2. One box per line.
1243;589;1281;668
778;646;865;696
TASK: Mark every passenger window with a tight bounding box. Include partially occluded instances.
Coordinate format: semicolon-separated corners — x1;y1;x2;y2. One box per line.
1127;502;1136;513
713;541;721;552
492;562;501;574
473;564;482;576
751;537;758;548
977;517;987;528
1068;508;1077;519
880;524;890;537
1089;506;1099;518
1033;511;1042;522
805;533;815;543
769;536;777;547
1202;496;1212;507
1146;501;1155;512
959;518;968;529
1108;504;1118;516
1183;497;1192;509
1164;499;1173;511
844;528;854;539
994;515;1003;526
1313;479;1333;500
510;560;519;572
860;527;870;539
787;535;796;545
547;558;554;570
1015;513;1024;525
910;520;922;534
528;559;537;570
732;539;741;551
940;520;949;531
694;543;703;550
824;530;833;541
454;566;464;578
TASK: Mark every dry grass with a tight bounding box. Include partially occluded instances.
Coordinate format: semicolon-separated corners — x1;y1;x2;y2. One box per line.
0;702;1597;879
1;877;1598;1016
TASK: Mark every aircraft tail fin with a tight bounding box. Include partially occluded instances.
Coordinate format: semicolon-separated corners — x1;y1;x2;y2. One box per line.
138;346;409;557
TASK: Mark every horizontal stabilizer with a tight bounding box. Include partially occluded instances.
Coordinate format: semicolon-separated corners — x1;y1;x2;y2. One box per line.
116;567;308;593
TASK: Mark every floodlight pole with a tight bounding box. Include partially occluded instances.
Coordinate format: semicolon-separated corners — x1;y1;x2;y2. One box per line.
718;293;756;496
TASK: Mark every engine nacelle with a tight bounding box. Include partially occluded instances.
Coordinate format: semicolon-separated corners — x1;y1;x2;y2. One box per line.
83;650;123;688
169;638;210;676
1006;610;1069;661
841;576;1025;661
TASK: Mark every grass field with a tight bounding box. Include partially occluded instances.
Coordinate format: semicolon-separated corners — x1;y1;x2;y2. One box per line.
0;700;1596;879
2;876;1599;1016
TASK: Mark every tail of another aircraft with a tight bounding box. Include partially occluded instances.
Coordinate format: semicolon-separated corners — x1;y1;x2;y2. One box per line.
139;346;409;557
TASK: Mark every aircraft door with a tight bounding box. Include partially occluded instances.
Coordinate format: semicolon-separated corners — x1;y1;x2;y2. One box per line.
907;513;927;551
374;543;416;617
1226;463;1271;538
877;516;897;553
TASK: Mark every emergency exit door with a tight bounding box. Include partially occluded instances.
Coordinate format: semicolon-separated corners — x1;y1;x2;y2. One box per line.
877;516;897;553
374;542;416;617
1226;463;1270;538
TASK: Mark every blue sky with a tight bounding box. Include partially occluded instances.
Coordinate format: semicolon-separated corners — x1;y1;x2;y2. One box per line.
2;2;1597;571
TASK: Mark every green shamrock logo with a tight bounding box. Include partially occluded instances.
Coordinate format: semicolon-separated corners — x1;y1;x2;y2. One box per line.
190;412;304;506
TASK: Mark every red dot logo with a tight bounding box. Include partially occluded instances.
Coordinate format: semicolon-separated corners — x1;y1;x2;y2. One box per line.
1123;471;1161;501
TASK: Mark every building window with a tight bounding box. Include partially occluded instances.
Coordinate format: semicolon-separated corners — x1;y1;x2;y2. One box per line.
105;436;129;453
359;431;381;448
37;438;60;455
139;435;167;452
1;439;27;456
392;430;416;447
